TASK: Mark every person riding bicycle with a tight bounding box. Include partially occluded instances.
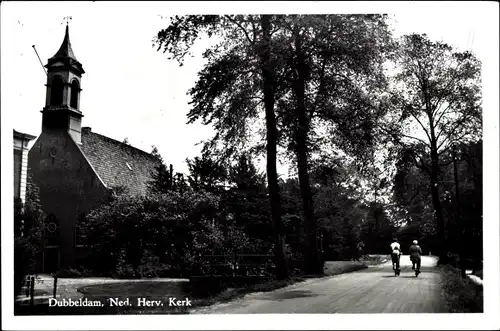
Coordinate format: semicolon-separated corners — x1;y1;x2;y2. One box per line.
390;238;402;272
409;240;422;275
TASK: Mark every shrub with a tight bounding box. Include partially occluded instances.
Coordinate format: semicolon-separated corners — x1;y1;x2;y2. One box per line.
112;264;138;279
54;267;92;278
80;190;258;278
14;176;44;295
440;265;483;313
136;250;170;278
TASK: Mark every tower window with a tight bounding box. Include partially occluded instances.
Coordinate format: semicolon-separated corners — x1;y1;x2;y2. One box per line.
70;80;79;109
50;76;64;106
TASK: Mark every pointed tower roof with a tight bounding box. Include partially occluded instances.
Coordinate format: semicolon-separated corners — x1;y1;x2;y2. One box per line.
46;24;84;74
50;24;78;61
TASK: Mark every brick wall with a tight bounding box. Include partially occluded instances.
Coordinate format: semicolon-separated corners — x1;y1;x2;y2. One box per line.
28;130;110;270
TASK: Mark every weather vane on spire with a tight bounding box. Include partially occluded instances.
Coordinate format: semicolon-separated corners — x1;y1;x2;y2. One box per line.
62;16;72;26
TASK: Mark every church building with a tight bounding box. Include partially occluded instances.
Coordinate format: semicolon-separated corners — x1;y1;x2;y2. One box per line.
27;25;161;272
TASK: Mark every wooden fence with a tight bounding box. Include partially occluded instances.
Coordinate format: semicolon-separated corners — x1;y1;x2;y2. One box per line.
200;252;275;278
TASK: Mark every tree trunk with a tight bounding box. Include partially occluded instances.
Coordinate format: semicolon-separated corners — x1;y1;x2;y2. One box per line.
430;143;446;262
292;29;323;275
452;145;466;275
424;77;446;263
452;145;463;251
259;15;288;280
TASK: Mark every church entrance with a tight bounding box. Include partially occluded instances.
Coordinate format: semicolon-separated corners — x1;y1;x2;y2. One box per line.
43;247;60;273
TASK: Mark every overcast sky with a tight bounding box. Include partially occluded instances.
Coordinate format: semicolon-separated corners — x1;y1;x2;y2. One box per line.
1;1;496;175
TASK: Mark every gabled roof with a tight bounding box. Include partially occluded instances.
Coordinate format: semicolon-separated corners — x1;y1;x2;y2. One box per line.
80;127;161;196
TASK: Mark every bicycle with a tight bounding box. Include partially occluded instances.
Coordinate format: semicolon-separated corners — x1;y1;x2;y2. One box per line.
411;257;421;277
392;255;401;276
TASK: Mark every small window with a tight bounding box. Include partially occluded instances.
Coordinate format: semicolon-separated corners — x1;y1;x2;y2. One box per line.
50;76;64;106
70;80;79;109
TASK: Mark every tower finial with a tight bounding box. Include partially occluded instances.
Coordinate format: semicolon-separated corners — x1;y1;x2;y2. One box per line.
62;16;72;26
49;18;81;64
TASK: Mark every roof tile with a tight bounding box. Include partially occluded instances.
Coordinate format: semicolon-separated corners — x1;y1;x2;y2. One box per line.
80;129;161;196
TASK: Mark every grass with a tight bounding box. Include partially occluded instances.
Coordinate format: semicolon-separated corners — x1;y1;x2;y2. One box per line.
16;281;192;315
77;281;194;314
323;261;369;276
17;261;370;315
90;260;370;314
72;277;306;314
191;277;306;311
357;254;390;266
439;264;483;313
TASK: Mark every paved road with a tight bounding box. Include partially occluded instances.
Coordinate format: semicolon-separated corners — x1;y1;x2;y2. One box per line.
192;255;448;314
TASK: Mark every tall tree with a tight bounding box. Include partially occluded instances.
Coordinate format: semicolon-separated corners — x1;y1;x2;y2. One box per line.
275;15;393;273
226;154;271;245
229;153;267;193
155;15;289;279
147;146;173;195
439;140;483;260
186;154;227;193
156;15;393;276
259;15;289;279
387;34;482;260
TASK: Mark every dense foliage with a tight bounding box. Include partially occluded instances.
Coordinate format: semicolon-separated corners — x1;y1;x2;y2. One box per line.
14;175;44;295
78;28;482;275
78;151;407;278
383;34;481;260
16;16;481;282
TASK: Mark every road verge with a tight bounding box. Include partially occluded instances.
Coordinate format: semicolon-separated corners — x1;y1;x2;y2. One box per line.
439;264;483;313
192;260;369;311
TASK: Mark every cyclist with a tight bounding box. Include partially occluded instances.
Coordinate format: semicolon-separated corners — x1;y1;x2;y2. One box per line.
390;238;402;274
409;240;422;275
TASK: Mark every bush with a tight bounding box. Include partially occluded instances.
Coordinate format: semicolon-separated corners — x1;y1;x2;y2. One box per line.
439;265;483;313
112;264;138;279
359;254;390;265
54;267;92;278
14;176;44;295
14;236;41;294
136;250;171;278
80;190;259;278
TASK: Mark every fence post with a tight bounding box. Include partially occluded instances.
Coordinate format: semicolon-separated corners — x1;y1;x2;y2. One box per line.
53;276;58;299
29;276;35;307
232;251;237;277
25;276;30;297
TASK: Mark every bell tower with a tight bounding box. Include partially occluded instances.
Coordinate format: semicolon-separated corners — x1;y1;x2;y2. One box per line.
42;23;85;144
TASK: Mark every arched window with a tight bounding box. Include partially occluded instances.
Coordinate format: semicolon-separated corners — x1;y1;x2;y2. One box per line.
70;80;79;109
50;76;64;106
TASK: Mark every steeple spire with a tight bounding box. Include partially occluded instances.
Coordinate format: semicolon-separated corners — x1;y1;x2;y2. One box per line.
42;23;85;144
45;23;84;75
50;24;78;62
